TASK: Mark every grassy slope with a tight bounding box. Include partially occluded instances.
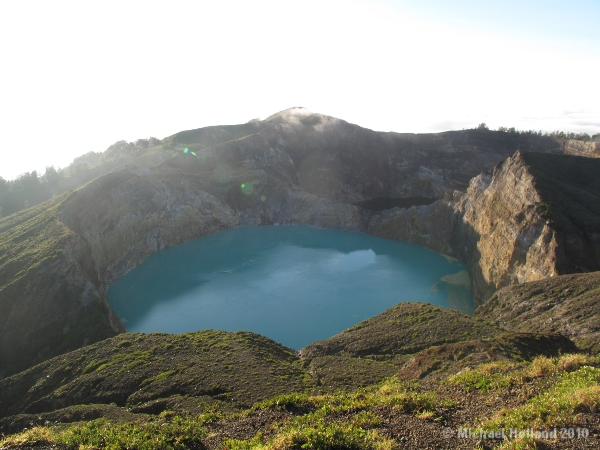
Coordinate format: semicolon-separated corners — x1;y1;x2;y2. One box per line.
398;332;579;381
0;194;78;375
1;303;504;425
0;330;309;422
0;193;71;293
0;191;125;378
0;271;592;450
302;302;502;359
301;303;504;392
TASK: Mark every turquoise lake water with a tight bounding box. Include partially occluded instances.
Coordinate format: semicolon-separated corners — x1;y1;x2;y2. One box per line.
108;226;473;349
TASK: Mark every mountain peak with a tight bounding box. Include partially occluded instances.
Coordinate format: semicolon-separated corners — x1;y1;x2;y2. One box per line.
265;107;314;122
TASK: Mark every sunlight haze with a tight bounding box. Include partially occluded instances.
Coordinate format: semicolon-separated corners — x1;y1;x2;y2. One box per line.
1;0;598;180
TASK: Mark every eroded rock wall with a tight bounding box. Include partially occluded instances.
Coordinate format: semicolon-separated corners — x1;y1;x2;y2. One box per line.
59;165;366;288
454;152;559;302
561;139;600;158
369;152;561;305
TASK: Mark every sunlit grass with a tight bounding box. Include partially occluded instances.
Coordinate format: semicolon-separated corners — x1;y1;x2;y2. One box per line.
225;411;396;450
225;377;441;449
495;437;538;450
484;366;600;430
1;417;208;450
446;360;522;392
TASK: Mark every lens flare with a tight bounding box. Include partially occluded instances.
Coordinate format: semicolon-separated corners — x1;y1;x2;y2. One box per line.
241;183;254;195
261;195;267;202
191;152;196;156
184;148;189;154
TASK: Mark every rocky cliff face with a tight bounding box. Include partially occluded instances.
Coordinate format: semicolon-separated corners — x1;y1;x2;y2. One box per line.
59;162;366;288
454;152;560;302
369;151;600;305
561;139;600;158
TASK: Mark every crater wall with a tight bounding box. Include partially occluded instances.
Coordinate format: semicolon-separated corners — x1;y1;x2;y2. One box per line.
369;151;600;305
2;110;598;377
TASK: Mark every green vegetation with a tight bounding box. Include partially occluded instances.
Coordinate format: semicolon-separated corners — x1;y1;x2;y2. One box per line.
302;302;502;360
225;411;393;450
0;192;71;291
449;354;597;395
1;298;592;448
0;330;311;421
0;138;165;217
484;365;600;430
1;377;439;450
3;416;208;450
494;126;599;143
4;353;598;449
447;361;522;393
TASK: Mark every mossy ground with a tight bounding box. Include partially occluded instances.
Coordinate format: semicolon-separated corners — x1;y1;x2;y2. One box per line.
2;354;599;449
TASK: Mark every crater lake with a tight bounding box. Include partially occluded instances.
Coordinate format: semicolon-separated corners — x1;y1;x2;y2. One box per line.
108;226;473;349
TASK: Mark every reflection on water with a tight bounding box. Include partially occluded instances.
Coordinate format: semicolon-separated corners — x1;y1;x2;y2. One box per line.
325;249;377;272
108;226;474;349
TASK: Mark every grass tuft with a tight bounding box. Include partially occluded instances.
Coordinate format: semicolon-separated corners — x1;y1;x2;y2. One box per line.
446;361;520;392
484;366;600;430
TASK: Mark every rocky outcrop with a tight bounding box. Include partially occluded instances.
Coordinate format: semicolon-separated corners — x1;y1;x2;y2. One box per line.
453;152;560;302
369;151;600;305
561;139;600;158
60;169;241;286
366;195;460;257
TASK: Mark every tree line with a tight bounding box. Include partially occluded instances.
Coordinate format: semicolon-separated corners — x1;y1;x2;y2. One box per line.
477;123;599;142
0;138;161;218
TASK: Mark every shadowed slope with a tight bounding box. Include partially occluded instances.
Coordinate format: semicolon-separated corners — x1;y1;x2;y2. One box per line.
0;330;309;421
301;302;501;360
520;152;600;274
475;271;600;351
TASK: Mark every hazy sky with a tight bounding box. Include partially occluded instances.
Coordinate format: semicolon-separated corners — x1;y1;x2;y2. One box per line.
1;0;599;180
